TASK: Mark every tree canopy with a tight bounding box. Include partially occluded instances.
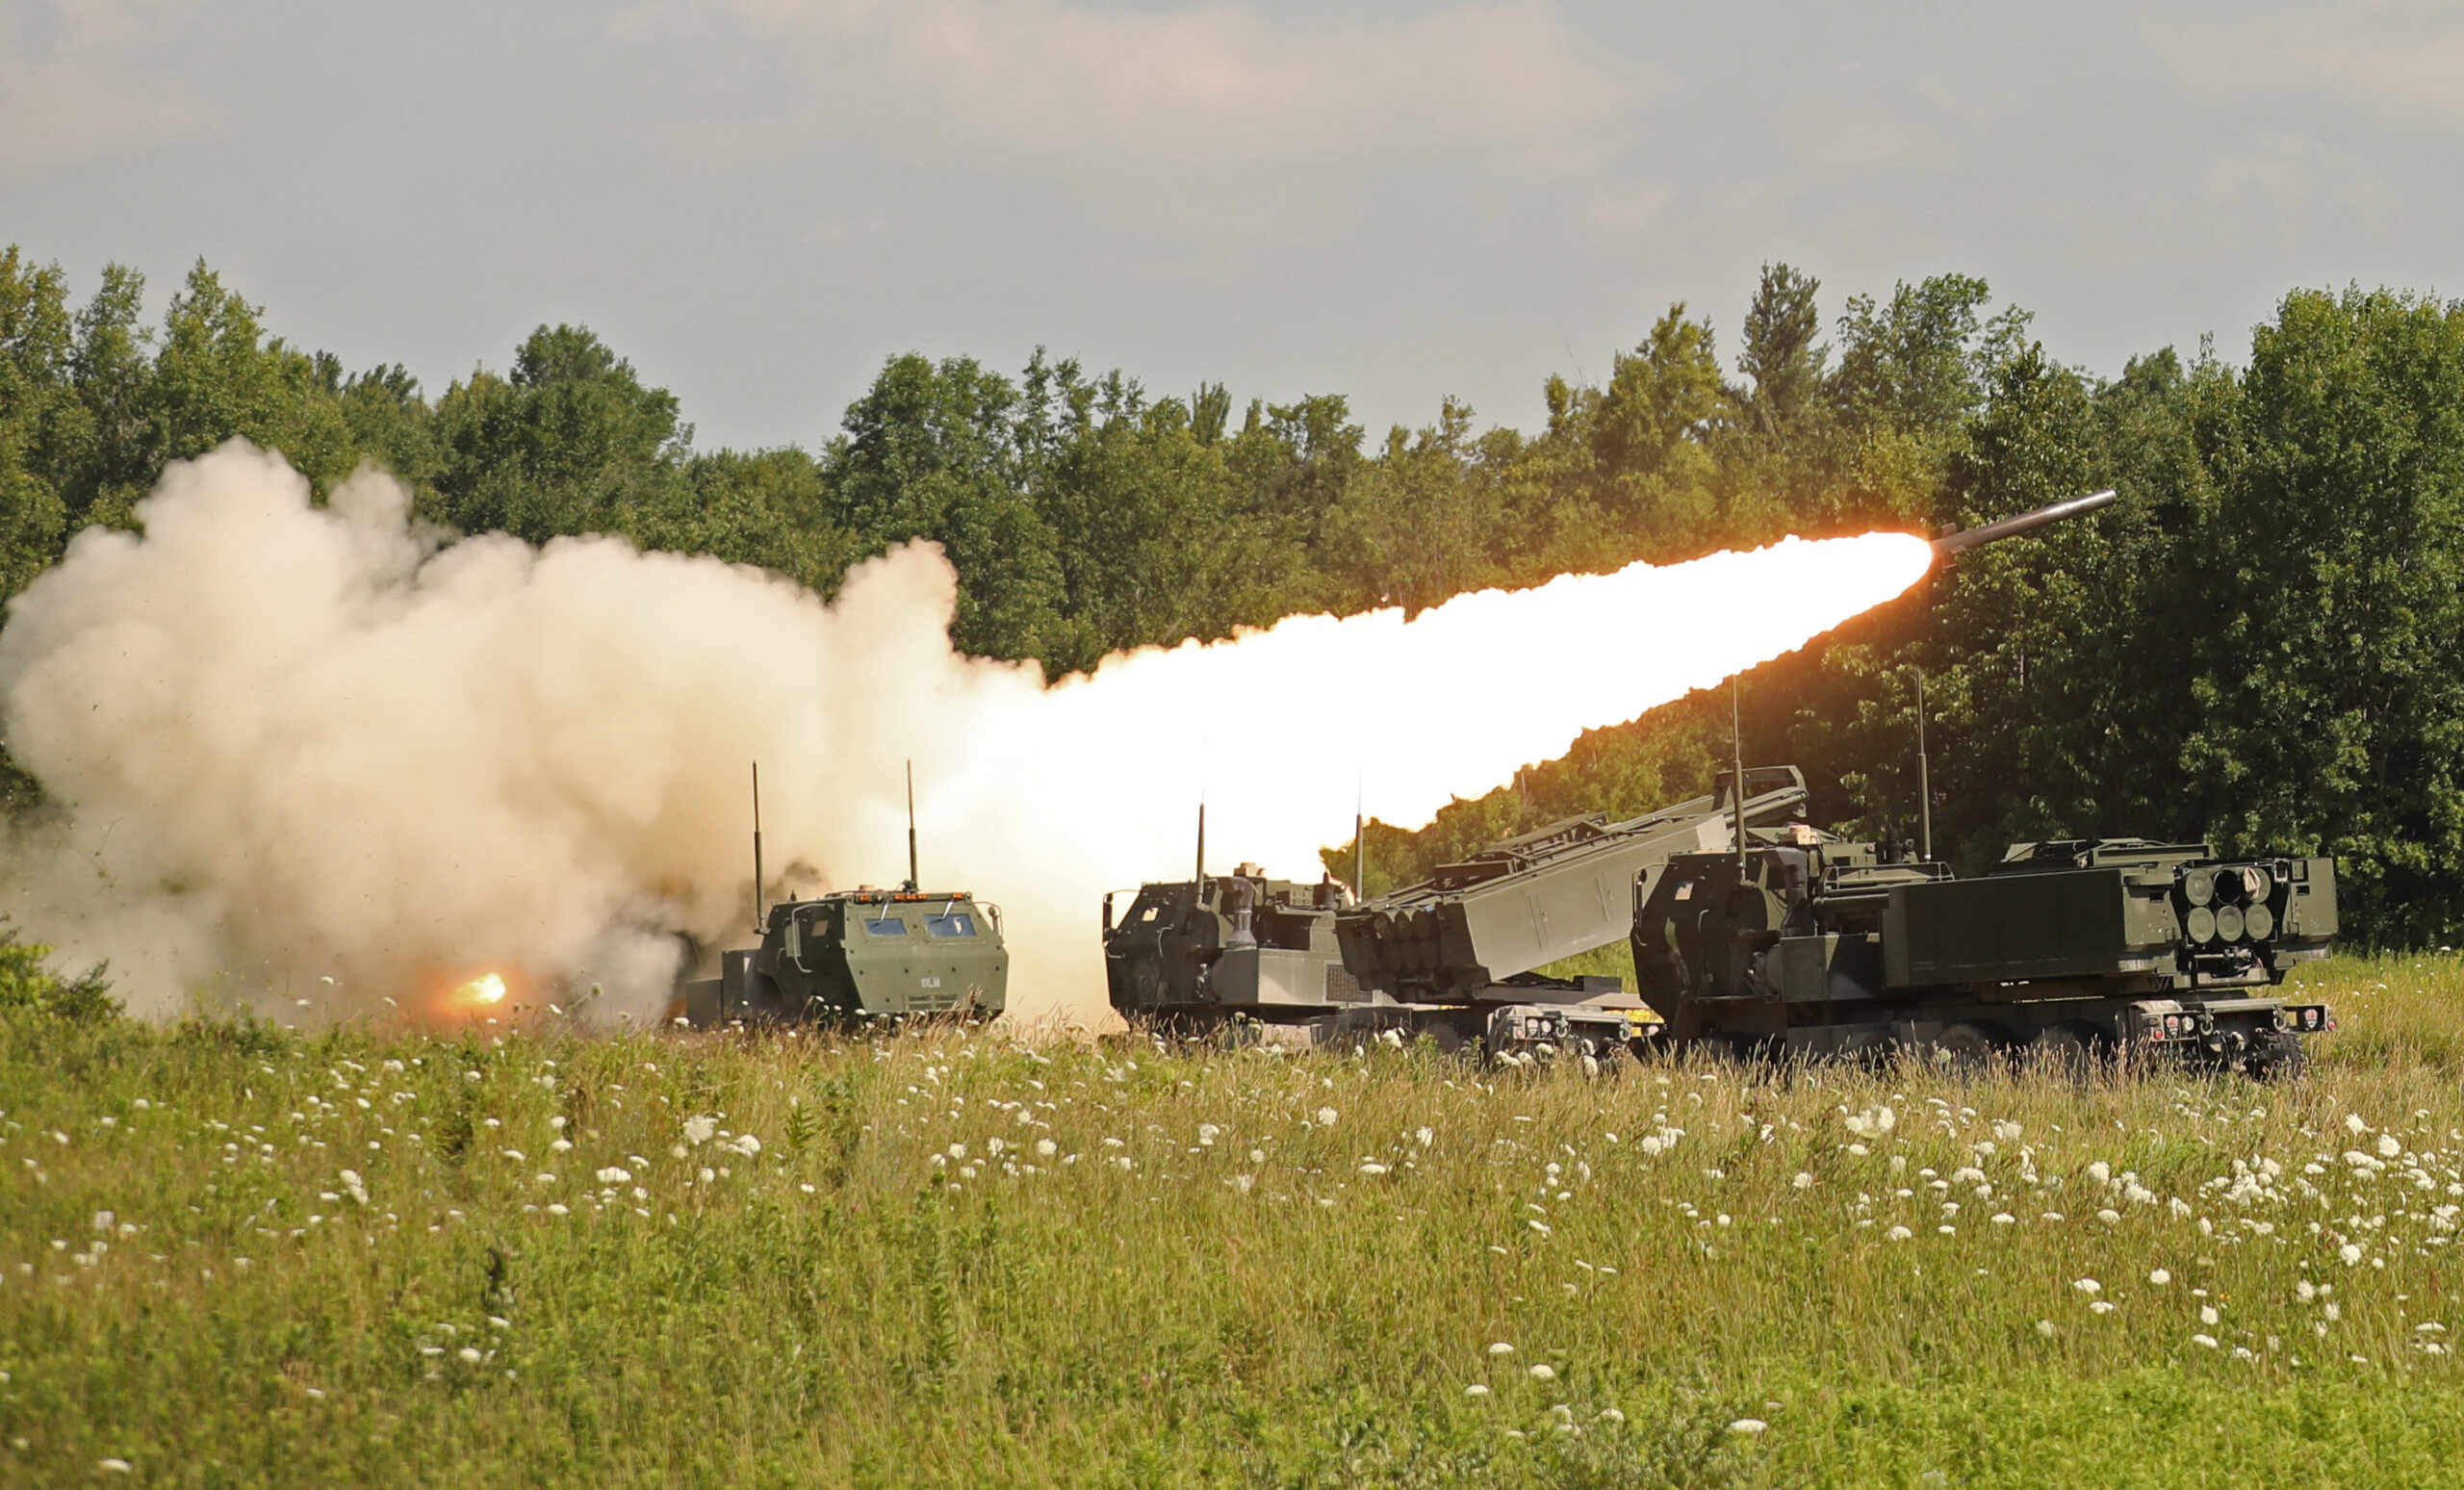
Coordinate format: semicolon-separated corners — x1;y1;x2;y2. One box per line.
2;249;2458;944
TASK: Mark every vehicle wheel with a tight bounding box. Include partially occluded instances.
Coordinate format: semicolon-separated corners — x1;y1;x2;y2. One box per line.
2026;1024;2097;1080
1318;1009;1399;1054
1930;1022;2005;1075
2246;1030;2308;1083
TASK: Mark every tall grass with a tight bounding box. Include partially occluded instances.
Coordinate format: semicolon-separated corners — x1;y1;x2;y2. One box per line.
4;955;2463;1486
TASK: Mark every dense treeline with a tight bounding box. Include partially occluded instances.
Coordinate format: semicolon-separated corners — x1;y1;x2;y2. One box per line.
4;249;2461;944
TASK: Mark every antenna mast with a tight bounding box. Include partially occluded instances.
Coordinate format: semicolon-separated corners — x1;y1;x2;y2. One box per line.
750;761;765;933
1731;675;1749;874
1915;669;1933;862
1352;773;1366;901
904;759;919;891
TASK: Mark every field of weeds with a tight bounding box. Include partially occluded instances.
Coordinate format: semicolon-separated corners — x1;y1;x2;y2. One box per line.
8;954;2464;1486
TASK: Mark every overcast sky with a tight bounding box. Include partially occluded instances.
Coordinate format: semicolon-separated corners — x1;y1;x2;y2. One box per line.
5;0;2459;451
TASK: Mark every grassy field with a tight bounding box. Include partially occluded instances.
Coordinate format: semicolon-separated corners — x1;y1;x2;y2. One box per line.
8;956;2464;1486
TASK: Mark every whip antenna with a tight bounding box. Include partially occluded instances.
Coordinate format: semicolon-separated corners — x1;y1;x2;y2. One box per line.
905;759;919;891
1731;676;1749;874
1915;669;1933;862
1353;772;1366;900
750;761;764;933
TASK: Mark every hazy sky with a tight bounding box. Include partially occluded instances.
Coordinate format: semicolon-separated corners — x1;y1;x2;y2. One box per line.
5;0;2458;451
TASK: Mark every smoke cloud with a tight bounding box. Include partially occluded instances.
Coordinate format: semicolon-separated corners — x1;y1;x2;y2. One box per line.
0;443;1933;1021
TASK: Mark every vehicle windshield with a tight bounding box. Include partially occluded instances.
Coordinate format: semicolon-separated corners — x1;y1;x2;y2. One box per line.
926;912;975;938
864;916;908;937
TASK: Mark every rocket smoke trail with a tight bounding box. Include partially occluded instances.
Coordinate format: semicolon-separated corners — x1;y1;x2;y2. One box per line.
0;443;1934;1020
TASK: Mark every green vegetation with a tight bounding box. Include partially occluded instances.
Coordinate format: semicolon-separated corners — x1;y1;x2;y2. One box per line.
4;954;2462;1485
7;248;2464;944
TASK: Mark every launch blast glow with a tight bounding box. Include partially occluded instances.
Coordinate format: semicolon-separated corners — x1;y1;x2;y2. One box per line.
0;444;1937;1021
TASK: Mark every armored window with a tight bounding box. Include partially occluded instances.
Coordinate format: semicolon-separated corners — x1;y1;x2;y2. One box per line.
926;912;976;938
864;917;908;938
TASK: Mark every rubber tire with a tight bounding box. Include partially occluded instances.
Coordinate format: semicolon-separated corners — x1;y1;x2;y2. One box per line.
2027;1024;2097;1080
1931;1021;2005;1075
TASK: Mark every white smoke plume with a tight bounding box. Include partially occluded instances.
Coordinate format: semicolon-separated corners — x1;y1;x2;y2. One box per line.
0;443;1934;1021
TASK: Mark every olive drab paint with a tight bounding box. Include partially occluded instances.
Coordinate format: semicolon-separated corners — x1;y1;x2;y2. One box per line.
1632;834;2335;1077
683;889;1010;1027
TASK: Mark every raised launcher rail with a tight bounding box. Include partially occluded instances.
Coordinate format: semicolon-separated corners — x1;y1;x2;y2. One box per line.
1333;766;1811;999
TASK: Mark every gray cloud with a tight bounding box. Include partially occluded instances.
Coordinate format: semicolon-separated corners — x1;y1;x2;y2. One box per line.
0;0;221;181
1;2;2457;451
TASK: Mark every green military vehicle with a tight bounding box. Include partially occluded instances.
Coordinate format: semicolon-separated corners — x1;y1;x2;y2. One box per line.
1630;832;2336;1077
680;887;1009;1027
1103;773;1810;1058
1102;865;1361;1025
677;764;1007;1028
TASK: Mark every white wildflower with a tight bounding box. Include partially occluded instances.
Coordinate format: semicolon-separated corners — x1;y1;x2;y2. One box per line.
1465;1383;1490;1397
2200;1305;2220;1325
1316;1107;1339;1127
1527;1364;1555;1381
2073;1278;2102;1295
2035;1320;2055;1338
1416;1126;1435;1148
2378;1134;2402;1159
682;1116;716;1145
2194;1333;2220;1349
2149;1269;2171;1286
1197;1124;1220;1146
1792;1172;1814;1191
1359;1162;1389;1177
1885;1225;1913;1241
595;1167;631;1185
725;1134;760;1158
1488;1342;1515;1356
1036;1138;1057;1158
2088;1161;2111;1186
1728;1418;1767;1435
2340;1243;2364;1266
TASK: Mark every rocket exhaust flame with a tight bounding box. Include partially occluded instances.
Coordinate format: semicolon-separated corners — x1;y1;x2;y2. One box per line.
0;443;1936;1022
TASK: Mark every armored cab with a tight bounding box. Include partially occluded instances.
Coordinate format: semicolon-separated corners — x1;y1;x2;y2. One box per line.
680;888;1008;1028
1104;865;1364;1027
1631;833;2335;1076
